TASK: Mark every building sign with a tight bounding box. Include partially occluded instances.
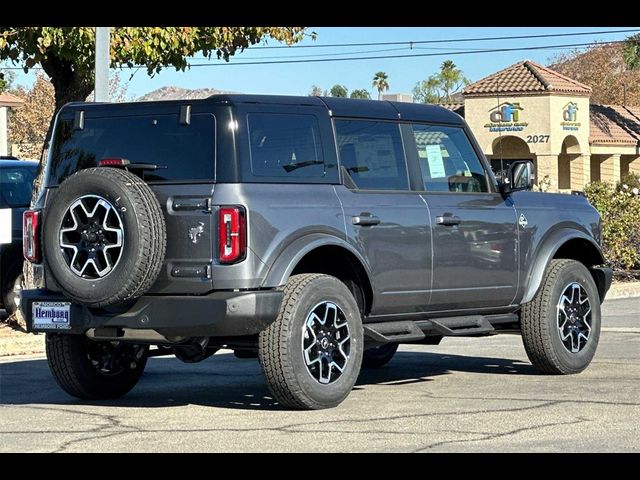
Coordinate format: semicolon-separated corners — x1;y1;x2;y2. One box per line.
484;102;528;132
561;102;581;131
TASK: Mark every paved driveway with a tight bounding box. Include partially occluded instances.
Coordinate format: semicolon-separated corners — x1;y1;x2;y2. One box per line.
1;298;638;452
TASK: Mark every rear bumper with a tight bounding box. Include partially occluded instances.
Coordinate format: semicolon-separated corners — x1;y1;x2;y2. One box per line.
21;289;283;337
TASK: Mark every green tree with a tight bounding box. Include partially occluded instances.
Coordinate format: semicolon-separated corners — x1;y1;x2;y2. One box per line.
0;27;309;148
329;84;348;97
372;71;389;100
412;76;441;104
349;89;371;99
0;69;15;92
623;33;640;71
412;60;470;104
439;60;469;102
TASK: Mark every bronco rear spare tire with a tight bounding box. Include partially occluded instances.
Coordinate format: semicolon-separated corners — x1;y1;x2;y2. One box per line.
43;167;166;308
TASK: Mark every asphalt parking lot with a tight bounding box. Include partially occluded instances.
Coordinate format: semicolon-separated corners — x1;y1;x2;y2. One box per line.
1;297;638;452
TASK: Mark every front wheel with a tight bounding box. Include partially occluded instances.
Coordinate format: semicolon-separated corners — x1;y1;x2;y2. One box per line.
46;334;148;399
521;259;601;375
259;274;363;410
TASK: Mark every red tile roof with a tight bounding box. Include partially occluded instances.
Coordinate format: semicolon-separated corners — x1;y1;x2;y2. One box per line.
439;103;465;115
0;92;24;107
464;60;592;97
590;104;640;145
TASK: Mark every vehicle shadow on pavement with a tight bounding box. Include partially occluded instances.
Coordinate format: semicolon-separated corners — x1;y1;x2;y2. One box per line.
0;351;538;411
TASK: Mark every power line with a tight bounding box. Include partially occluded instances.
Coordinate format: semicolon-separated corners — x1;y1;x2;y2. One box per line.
247;28;640;50
186;40;625;67
0;38;629;72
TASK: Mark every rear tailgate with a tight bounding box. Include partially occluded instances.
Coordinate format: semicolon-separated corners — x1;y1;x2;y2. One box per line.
147;184;214;294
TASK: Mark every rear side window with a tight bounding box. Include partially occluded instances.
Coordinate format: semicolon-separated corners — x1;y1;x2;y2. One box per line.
48;114;215;184
334;119;408;191
0;166;36;207
411;124;489;193
248;113;325;178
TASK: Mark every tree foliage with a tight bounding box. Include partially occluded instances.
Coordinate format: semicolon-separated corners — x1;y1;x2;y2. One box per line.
349;89;371;99
7;73;55;159
309;85;324;96
8;73;129;159
623;33;640;71
329;84;348;97
0;27;309;139
551;42;640;106
372;71;389;100
413;60;469;104
0;69;15;92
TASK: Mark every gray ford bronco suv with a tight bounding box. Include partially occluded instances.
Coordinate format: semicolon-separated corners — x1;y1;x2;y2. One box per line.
21;95;612;409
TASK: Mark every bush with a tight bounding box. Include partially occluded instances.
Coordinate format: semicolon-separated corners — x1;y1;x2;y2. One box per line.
584;181;640;270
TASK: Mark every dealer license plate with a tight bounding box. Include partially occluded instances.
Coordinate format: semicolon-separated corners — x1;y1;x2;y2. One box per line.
32;302;72;330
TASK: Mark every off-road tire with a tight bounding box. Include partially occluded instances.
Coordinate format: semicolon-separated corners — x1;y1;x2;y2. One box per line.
362;342;399;368
259;274;363;410
42;168;166;308
521;259;601;375
46;333;148;400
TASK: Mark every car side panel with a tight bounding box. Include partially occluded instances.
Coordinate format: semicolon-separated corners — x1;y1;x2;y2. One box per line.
510;191;603;305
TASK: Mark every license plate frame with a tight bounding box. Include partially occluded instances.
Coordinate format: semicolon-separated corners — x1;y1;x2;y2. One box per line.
32;301;72;330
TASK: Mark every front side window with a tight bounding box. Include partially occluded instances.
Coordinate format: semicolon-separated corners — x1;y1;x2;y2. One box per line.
248;113;325;178
335;119;408;191
412;124;490;193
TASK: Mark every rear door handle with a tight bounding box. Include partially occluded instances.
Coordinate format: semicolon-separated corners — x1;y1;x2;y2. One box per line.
352;213;381;226
436;214;461;226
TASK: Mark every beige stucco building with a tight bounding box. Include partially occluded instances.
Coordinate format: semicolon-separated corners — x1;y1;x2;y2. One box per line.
446;60;640;191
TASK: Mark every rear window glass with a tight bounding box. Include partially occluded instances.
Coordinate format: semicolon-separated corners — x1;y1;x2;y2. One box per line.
48;114;215;184
0;166;36;207
248;113;325;178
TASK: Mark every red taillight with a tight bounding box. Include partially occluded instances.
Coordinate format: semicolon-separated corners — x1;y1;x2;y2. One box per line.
98;158;130;167
23;210;41;263
218;206;246;264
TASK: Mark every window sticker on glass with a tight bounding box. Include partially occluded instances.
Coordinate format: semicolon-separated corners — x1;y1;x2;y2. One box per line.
425;145;446;178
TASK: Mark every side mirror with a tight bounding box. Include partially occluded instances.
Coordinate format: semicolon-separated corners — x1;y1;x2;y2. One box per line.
500;160;535;194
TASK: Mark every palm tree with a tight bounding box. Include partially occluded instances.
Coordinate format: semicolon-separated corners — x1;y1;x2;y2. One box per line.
372;71;389;100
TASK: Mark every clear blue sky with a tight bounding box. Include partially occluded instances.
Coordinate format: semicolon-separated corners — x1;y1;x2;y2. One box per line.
5;27;639;99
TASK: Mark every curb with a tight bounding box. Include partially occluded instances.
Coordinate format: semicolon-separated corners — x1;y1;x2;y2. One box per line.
606;281;640;300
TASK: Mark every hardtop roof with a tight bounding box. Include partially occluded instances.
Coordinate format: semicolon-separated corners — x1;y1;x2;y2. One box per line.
60;94;465;125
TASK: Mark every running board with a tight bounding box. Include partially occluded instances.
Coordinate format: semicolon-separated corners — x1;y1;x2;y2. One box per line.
419;316;495;337
364;313;518;343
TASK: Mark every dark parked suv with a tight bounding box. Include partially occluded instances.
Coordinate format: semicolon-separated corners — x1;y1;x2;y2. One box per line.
21;95;611;409
1;157;38;315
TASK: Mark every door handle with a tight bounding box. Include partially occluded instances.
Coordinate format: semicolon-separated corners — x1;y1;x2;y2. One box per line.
352;213;381;226
436;214;461;226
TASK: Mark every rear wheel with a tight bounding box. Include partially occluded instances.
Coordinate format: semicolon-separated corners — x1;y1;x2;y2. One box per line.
46;334;148;399
259;274;363;410
362;343;399;368
521;259;601;375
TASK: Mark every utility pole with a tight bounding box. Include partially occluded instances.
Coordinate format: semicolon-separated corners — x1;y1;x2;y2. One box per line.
95;27;110;102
